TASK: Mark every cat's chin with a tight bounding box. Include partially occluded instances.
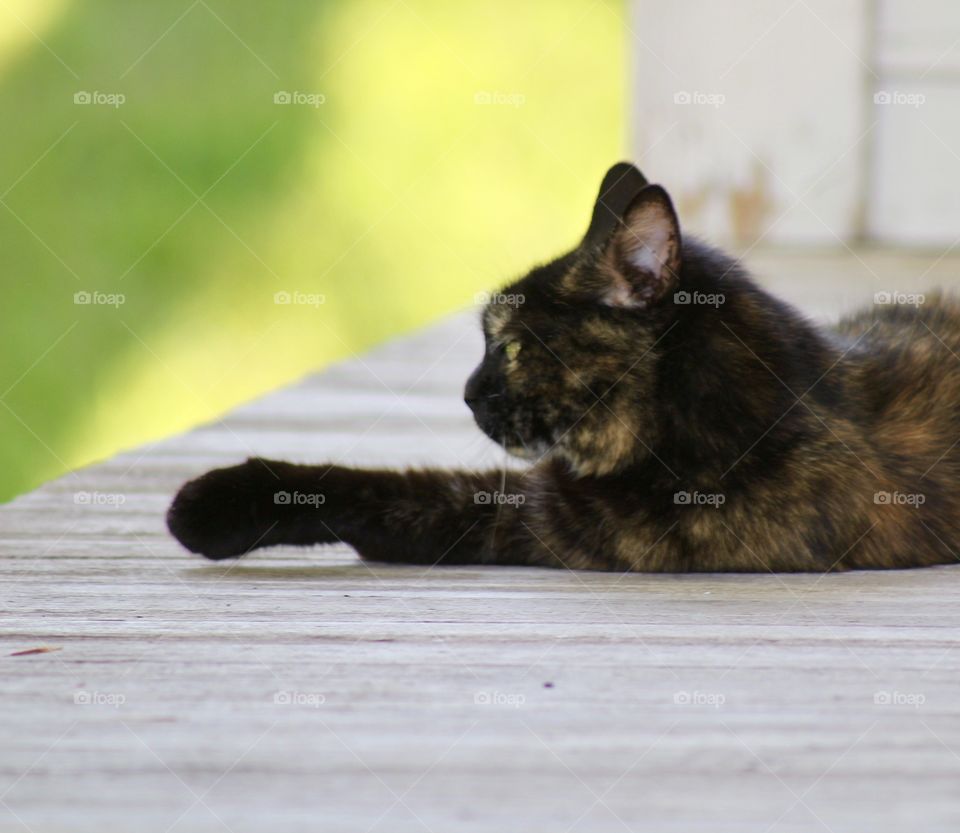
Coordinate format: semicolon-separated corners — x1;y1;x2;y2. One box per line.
503;441;552;462
474;420;553;462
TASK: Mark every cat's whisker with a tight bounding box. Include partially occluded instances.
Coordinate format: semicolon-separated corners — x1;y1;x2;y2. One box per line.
484;435;509;558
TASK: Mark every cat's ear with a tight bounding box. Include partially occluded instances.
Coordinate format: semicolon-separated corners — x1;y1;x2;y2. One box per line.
583;162;649;247
600;184;681;309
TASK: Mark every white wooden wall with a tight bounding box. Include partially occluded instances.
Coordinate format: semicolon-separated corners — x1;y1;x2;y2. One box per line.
870;0;960;244
630;0;960;247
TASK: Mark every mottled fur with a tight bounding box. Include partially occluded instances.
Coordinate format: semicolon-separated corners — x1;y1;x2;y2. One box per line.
167;163;960;572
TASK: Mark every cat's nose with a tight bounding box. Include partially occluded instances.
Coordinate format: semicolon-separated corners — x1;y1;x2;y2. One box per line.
464;365;484;412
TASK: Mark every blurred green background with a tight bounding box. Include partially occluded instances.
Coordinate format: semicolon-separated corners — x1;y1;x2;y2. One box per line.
0;0;624;502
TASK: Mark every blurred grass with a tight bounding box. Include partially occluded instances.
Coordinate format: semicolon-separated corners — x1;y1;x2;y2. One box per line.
0;0;624;502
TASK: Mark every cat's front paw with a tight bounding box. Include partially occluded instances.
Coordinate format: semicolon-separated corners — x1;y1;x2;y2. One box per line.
166;459;281;560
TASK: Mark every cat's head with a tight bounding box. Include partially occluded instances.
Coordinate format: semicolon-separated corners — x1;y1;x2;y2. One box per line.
465;162;687;477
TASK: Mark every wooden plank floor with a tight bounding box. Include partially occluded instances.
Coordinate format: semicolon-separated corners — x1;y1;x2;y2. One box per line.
3;251;960;832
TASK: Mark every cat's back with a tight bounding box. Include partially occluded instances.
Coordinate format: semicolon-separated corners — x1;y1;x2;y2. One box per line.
833;292;960;466
834;291;960;348
834;292;960;389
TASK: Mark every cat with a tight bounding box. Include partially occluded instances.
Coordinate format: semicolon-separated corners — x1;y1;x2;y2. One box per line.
167;162;960;572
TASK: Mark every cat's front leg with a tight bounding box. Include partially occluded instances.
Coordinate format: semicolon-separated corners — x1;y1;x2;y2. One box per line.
167;458;549;566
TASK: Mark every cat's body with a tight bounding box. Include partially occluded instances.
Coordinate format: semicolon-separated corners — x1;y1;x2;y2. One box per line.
167;163;960;572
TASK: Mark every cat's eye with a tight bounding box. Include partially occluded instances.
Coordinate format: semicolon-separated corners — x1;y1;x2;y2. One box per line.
504;341;522;361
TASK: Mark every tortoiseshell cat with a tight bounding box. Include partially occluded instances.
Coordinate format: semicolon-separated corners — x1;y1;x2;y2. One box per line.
167;162;960;572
